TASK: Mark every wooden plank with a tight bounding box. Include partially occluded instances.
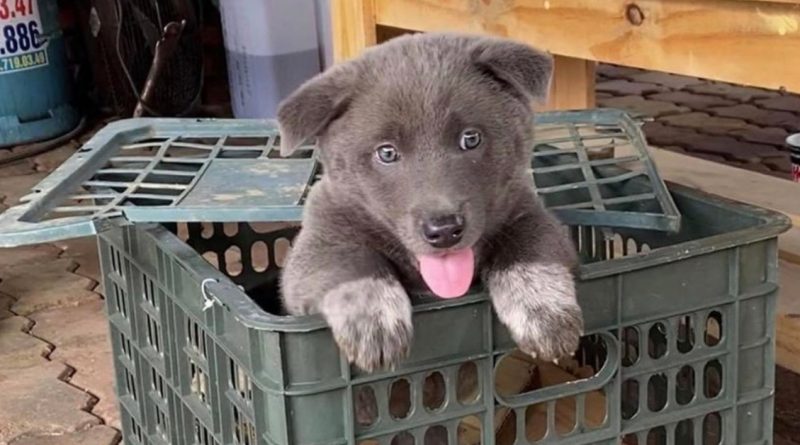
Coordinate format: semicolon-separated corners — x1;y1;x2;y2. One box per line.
374;0;800;92
543;56;596;111
332;0;377;62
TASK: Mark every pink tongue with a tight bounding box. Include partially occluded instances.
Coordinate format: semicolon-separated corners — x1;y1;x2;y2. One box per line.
418;248;475;299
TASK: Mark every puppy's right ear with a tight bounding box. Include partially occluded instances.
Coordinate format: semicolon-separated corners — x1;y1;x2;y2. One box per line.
277;64;358;156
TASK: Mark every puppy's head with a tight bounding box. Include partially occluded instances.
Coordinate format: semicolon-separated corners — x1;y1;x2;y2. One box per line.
278;33;552;297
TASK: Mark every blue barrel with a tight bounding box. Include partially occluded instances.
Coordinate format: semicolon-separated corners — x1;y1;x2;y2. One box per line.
0;0;79;146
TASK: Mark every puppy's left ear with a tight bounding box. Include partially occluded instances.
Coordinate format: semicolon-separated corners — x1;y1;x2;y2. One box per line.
471;37;554;105
277;63;358;156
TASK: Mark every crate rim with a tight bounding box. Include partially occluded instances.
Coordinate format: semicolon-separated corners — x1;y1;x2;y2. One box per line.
144;180;790;334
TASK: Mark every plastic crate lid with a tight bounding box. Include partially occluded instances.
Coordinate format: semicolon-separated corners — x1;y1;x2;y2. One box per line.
0;110;680;247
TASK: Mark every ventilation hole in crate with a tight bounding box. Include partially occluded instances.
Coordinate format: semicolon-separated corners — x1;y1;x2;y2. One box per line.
146;313;162;353
177;222;189;240
358;441;379;445
190;361;209;404
494;408;516;445
647;374;668;412
233;405;257;445
676;365;696;405
424;425;449;445
704;360;723;399
155;402;169;440
621;379;639;420
648;323;668;359
230;359;253;402
555;396;578;435
225;246;243;277
622;433;638;445
458;415;482;445
646;426;667;445
151;368;167;400
251;241;269;272
124;366;137;401
610;233;625;259
525;404;547;443
456;361;480;404
703;412;722;445
275;238;292;267
641;243;652;253
194;419;216;445
223;222;239;237
130;416;144;443
120;332;132;359
203;251;219;269
354;385;379;427
626;238;638;256
423;372;446;411
677;315;695;353
187;318;208;358
201;222;214;239
676;419;694;445
705;311;722;347
112;283;128;319
584;388;607;429
622;326;640;367
391;432;415;445
142;275;157;306
389;379;412;419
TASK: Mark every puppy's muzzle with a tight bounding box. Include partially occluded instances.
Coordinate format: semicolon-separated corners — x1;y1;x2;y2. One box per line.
421;214;465;248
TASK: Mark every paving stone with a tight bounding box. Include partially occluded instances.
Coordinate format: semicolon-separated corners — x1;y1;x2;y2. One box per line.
729;126;790;147
641;122;698;147
0;244;61;271
685;151;728;164
756;95;800;113
658;112;751;134
0;361;99;443
684;82;779;102
0;293;14;319
1;260;100;315
629;72;704;90
31;300;119;429
656;145;687;154
596;63;642;80
648;91;736;111
8;426;119;445
709;104;800;131
0;172;47;206
679;133;782;164
596;80;669;96
595;92;615;100
0;316;51;370
599;95;690;118
764;156;793;173
55;237;102;285
0;158;36;177
33;142;79;173
737;162;774;175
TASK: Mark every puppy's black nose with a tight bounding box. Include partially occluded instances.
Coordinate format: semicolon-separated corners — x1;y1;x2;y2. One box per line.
422;214;465;248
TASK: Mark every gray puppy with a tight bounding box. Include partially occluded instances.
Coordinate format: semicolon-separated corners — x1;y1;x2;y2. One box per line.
277;32;583;372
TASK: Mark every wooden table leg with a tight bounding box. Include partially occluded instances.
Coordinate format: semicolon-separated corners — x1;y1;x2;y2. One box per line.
545;56;597;111
332;0;378;63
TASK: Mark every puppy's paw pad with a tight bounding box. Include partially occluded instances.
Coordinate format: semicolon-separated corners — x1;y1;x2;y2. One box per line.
512;303;584;362
321;277;413;372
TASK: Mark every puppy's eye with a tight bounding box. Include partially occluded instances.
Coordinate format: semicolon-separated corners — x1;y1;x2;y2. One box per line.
376;144;399;164
459;129;482;150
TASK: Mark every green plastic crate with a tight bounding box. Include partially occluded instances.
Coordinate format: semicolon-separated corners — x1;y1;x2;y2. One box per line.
98;185;786;445
0;114;789;445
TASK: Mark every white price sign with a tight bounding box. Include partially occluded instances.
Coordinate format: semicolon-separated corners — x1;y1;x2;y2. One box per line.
0;0;49;75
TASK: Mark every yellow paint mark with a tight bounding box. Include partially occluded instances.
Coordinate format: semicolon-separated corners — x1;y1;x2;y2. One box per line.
757;9;799;36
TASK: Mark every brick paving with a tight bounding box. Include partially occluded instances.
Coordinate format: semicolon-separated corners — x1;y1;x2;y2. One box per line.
597;63;799;180
0;140;120;445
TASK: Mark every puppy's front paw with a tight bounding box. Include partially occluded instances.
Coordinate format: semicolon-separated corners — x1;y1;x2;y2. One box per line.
489;263;584;361
321;277;413;372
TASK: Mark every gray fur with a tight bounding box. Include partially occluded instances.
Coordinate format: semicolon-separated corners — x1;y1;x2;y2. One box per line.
278;32;583;372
